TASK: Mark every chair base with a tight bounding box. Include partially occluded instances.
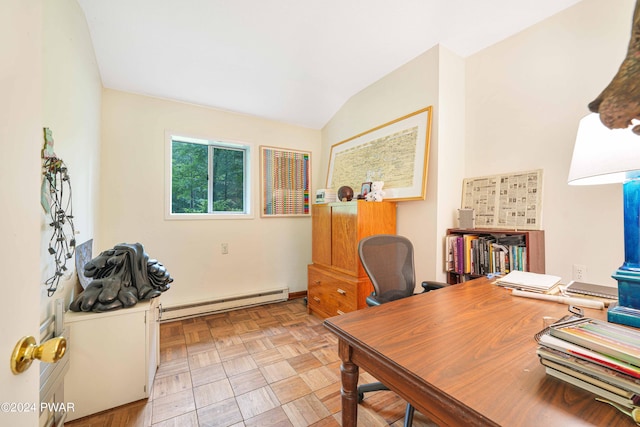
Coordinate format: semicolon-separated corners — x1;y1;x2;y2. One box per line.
405;403;415;427
357;381;415;426
357;381;388;401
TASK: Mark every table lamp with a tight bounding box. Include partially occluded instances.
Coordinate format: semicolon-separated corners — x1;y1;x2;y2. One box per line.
568;113;640;327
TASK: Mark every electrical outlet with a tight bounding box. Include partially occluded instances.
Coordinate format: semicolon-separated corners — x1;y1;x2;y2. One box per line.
221;243;228;254
573;264;587;281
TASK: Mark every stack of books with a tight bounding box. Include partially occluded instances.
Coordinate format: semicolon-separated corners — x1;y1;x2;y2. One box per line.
564;281;618;306
496;270;562;294
537;318;640;410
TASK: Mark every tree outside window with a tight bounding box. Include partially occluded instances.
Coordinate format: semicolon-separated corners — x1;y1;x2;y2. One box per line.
170;136;249;215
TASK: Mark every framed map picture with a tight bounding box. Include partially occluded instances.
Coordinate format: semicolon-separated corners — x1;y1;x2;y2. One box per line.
326;107;432;201
260;146;311;217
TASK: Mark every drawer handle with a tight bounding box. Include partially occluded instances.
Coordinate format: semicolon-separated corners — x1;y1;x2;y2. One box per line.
314;280;321;285
313;297;321;303
337;310;345;315
336;288;346;295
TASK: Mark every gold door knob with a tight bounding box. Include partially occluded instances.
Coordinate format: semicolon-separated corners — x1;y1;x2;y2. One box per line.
10;335;66;374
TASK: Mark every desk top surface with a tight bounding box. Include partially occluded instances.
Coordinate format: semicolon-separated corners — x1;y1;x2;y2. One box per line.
324;277;633;426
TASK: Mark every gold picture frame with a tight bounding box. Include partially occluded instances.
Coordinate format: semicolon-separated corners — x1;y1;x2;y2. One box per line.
326;106;432;201
260;146;311;217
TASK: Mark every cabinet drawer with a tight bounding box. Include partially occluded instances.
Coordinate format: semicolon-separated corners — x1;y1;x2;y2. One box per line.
308;267;357;317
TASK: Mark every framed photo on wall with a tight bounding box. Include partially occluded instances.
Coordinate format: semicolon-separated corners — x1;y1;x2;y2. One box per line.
260;146;311;217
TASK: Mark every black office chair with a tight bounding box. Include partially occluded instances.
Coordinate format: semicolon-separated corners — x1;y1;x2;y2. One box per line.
357;234;449;427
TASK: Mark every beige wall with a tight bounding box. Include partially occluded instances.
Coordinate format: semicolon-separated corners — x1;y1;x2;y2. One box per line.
322;0;635;287
466;0;635;285
433;48;467;281
41;0;102;315
99;90;321;308
321;45;466;284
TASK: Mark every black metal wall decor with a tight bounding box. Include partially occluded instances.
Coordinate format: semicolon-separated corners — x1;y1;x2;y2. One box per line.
42;128;76;297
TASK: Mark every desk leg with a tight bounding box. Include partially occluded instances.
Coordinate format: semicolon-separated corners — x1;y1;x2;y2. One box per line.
339;340;358;427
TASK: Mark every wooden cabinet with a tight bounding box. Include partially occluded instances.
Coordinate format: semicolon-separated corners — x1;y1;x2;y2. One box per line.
308;266;358;317
308;201;396;318
445;228;545;285
64;298;160;421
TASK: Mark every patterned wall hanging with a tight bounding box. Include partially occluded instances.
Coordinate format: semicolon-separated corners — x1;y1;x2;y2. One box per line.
260;146;311;217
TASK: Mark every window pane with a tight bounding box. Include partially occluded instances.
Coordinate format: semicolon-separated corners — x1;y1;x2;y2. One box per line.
171;141;208;213
212;147;244;212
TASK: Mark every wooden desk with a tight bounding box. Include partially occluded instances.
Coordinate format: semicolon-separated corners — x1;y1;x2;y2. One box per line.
324;276;634;426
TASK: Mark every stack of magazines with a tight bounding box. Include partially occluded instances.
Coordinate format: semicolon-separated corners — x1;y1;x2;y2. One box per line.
537;318;640;410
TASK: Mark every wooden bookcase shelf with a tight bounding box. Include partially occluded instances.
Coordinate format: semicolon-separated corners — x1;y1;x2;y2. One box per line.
445;228;545;285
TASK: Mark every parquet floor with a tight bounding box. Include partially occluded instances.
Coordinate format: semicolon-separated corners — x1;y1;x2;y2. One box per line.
65;298;438;426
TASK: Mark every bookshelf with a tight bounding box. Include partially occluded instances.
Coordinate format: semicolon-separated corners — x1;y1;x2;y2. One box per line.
445;228;545;285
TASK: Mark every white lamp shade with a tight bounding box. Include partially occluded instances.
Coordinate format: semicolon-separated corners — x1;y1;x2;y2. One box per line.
568;113;640;185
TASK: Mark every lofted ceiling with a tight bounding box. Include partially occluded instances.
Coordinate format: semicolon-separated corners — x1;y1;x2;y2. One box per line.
77;0;584;129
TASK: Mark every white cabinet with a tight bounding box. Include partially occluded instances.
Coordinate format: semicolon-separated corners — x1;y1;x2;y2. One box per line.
64;298;160;421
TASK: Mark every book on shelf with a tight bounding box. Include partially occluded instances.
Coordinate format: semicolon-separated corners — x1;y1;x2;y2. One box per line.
456;236;464;274
445;235;455;272
463;234;477;274
495;270;561;293
565;281;618;300
445;234;464;274
549;318;640;368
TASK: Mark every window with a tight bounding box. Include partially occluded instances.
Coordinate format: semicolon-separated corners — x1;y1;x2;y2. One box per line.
168;134;251;217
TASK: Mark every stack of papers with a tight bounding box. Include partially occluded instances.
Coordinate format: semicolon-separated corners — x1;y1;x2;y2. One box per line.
496;270;562;293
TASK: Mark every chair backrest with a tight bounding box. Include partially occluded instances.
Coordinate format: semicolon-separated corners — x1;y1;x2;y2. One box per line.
358;234;415;303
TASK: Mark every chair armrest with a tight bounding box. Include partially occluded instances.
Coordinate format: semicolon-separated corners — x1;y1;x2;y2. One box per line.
366;294;383;306
421;281;450;292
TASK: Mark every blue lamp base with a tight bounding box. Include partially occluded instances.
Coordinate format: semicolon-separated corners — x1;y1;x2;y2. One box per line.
608;175;640;328
608;268;640;328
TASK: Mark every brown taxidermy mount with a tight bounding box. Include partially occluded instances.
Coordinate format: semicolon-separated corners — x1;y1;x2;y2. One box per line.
589;1;640;134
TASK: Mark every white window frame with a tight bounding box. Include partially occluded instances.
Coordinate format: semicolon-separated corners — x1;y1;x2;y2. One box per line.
165;130;254;220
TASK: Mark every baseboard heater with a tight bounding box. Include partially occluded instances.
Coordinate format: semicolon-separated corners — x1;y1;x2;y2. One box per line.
160;287;289;322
